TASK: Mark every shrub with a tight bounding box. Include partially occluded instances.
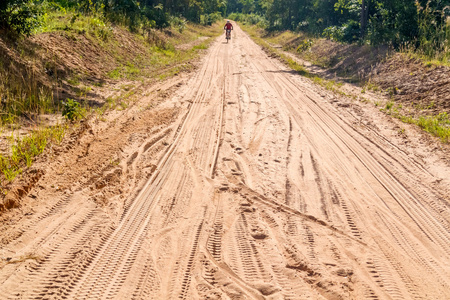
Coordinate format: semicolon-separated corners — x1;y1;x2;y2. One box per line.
296;39;313;52
228;13;267;28
0;0;42;35
62;99;83;121
200;12;222;26
323;20;360;43
169;15;187;32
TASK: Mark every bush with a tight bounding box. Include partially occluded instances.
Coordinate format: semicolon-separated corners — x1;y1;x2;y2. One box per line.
323;20;360;43
62;99;83;121
228;13;267;28
0;0;42;35
169;15;187;32
142;4;169;29
296;39;313;52
200;12;222;26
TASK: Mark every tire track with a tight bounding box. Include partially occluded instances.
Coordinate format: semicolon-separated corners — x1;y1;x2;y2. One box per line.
2;22;450;300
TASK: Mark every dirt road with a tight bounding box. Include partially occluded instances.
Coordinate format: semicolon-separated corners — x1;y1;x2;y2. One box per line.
1;24;450;299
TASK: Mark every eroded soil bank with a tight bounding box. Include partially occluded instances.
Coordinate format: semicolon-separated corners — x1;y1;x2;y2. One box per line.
267;31;450;116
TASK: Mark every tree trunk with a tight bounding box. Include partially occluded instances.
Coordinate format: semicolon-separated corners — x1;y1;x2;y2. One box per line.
361;0;367;38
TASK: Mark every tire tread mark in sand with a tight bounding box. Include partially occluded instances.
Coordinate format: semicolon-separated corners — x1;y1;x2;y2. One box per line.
32;223;114;300
382;164;450;235
301;222;316;262
161;171;191;227
254;53;450;253
285;117;293;207
143;128;171;153
126;128;172;187
270;218;314;299
210;63;227;178
177;208;207;300
234;213;259;282
10;209;106;299
286;215;298;237
237;212;272;283
131;256;160;300
300;92;450;254
37;195;71;221
349;113;434;178
340;198;362;239
373;237;426;299
309;153;329;220
69;186;158;299
375;212;450;290
365;258;404;300
373;159;450;250
362;283;381;299
0;201;89;295
207;206;224;262
237;184;363;244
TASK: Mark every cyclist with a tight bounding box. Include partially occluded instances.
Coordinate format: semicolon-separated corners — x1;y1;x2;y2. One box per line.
224;20;233;40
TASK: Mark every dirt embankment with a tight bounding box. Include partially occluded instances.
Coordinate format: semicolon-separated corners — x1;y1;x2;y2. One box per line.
279;34;450;115
1;28;137;101
0;75;185;241
0;25;201;106
0;24;216;214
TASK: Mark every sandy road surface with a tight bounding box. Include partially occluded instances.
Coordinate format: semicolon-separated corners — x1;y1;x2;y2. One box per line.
1;24;450;299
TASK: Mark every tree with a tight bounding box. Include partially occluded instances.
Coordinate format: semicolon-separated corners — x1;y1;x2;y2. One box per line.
0;0;41;35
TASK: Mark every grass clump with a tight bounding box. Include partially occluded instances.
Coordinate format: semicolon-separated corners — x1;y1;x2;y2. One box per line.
400;112;450;143
0;70;57;126
62;99;84;121
382;101;450;143
0;125;66;182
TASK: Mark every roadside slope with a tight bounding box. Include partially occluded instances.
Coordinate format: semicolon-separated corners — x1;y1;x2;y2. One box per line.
0;22;221;212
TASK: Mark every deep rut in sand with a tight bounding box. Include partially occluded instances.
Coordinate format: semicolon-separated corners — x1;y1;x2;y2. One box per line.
1;23;450;299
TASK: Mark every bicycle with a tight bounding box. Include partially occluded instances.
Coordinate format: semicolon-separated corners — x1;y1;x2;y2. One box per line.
225;29;231;43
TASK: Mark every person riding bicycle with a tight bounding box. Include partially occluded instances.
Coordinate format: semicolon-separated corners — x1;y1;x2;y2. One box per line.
224;20;233;39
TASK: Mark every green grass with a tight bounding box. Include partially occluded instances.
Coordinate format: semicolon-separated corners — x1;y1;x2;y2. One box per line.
385;101;395;111
0;125;67;182
399;112;450;143
403;49;450;68
380;100;450;143
67;75;81;86
0;73;57;126
36;10;112;41
364;81;380;92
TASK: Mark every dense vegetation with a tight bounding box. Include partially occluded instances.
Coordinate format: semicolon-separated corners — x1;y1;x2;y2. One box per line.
0;0;226;35
2;0;449;59
228;0;450;60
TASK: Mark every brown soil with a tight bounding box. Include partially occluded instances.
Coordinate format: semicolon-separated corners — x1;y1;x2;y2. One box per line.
371;54;450;114
0;25;189;109
285;37;390;79
291;38;450;115
0;23;449;299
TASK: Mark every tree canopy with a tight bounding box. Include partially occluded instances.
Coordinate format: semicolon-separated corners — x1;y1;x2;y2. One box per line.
1;0;449;55
229;0;450;55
